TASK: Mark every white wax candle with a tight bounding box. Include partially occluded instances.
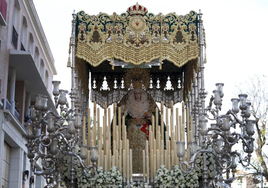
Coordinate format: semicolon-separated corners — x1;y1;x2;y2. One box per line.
143;150;145;178
127;154;129;182
146;155;149;181
130;149;132;179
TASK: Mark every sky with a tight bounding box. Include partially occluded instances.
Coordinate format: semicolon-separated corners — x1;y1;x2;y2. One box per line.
34;0;268;112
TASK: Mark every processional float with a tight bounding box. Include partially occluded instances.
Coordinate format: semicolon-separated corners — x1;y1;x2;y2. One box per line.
26;3;255;188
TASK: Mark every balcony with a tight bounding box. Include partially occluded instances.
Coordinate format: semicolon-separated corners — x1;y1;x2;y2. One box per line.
9;49;57;113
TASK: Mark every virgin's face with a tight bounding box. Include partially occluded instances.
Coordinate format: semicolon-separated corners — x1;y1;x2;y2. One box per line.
134;91;141;101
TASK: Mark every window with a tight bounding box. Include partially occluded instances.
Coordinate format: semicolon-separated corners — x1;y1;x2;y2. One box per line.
28;33;34;55
2;142;11;188
20;16;27;51
34;47;39;67
40;59;45;79
45;70;49;88
12;0;20;49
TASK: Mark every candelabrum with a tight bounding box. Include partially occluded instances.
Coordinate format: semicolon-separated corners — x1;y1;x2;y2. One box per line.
25;81;98;188
176;83;255;188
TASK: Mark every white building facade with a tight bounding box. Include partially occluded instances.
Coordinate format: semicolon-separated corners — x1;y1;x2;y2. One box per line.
0;0;57;187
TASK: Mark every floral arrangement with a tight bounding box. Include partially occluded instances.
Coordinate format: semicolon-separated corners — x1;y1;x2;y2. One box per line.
59;145;216;187
154;165;199;188
154;165;172;187
194;151;216;181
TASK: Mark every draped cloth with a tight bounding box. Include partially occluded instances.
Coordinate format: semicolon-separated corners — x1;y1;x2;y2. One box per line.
123;89;150;173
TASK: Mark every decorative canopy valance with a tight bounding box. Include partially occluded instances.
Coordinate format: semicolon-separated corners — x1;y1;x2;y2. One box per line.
75;3;199;67
74;3;202;108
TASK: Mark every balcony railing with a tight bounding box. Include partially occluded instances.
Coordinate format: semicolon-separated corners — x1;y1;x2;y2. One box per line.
1;98;11;110
1;98;20;121
12;26;18;49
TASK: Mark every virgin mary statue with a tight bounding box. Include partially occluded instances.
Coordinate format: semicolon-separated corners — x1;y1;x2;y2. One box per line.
119;88;158;173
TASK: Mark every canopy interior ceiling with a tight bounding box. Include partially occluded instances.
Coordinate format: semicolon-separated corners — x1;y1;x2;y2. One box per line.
74;3;201;107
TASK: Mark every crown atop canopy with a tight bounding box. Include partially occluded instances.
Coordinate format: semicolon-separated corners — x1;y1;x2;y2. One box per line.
127;3;148;16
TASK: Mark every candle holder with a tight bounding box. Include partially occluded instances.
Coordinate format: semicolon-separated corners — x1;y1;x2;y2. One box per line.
176;83;255;188
25;79;98;188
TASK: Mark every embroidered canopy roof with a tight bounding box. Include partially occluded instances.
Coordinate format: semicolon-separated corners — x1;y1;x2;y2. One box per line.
74;3;202;107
